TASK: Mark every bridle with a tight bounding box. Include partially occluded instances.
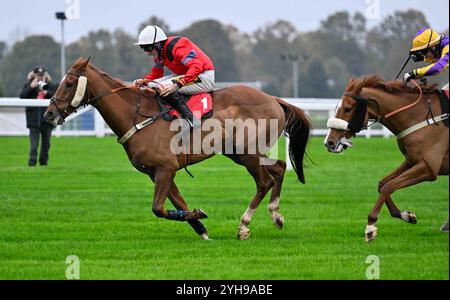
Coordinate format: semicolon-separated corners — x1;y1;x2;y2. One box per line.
49;71;88;122
328;80;424;136
50;71;148;123
329;92;382;136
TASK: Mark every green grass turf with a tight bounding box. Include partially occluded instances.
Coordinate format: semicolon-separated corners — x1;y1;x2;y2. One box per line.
0;136;448;279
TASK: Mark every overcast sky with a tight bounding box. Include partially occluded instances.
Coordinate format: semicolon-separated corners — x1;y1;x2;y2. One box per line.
1;0;448;45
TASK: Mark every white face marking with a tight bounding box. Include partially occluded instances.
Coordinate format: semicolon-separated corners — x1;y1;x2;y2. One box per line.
336;98;343;112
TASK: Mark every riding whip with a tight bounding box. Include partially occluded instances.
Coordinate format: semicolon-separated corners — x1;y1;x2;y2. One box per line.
395;55;412;80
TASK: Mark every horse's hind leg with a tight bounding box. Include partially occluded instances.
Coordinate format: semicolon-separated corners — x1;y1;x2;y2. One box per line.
264;159;287;229
226;154;274;240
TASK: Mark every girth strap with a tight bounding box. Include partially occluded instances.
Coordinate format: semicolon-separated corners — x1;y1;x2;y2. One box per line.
397;113;449;139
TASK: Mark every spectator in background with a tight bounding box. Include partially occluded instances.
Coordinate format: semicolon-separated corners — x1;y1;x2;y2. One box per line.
19;67;58;167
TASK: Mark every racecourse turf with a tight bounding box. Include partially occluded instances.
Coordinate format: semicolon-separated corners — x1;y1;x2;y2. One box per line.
0;136;448;280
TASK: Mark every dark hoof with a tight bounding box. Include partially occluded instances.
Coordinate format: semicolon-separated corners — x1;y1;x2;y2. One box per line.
440;221;449;232
193;208;208;219
402;211;417;224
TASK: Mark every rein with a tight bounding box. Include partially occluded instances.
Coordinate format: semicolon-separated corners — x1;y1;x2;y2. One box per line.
329;79;447;139
51;70;194;175
338;80;424;134
384;80;423;119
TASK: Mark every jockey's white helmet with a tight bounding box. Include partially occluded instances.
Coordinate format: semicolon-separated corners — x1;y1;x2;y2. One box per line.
135;25;168;46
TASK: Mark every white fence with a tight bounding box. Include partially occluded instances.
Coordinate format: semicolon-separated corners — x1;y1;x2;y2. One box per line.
0;97;393;171
0;97;391;138
0;98;111;137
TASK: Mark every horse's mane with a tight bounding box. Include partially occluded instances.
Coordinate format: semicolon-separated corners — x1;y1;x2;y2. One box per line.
346;74;439;96
72;57;127;89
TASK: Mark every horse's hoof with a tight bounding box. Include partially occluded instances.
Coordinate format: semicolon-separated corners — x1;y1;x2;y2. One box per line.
365;225;378;242
237;226;250;240
193;208;208;219
440;221;449;232
272;212;284;229
401;211;417;224
200;233;211;240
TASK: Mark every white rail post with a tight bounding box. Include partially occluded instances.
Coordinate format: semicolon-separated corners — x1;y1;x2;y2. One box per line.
94;110;105;137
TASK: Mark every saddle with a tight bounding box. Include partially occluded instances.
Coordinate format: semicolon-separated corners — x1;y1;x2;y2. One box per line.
157;93;214;122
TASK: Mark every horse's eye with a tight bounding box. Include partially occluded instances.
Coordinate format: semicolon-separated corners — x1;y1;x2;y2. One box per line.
344;107;352;113
66;82;74;88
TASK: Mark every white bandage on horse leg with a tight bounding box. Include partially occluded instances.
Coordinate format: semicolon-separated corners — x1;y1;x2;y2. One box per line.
71;76;88;107
327;118;349;130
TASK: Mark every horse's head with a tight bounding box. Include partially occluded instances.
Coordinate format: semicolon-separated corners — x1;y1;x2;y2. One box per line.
44;57;91;126
324;77;371;153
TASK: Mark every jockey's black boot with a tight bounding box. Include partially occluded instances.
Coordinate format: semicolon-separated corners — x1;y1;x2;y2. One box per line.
167;92;200;130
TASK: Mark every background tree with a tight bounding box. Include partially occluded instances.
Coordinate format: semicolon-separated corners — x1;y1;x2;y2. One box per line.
366;10;430;78
138;16;171;35
178;20;241;82
0;35;59;96
0;41;6;95
0;41;7;62
251;20;299;96
0;10;447;97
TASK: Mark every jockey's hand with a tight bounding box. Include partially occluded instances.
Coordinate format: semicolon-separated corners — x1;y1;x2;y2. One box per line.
159;83;179;97
133;79;149;88
403;72;416;83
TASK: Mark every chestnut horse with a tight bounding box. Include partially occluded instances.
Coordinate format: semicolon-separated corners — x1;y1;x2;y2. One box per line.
325;75;448;241
44;57;311;240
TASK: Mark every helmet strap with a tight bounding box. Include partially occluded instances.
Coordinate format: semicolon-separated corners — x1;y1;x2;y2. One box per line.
155;41;166;60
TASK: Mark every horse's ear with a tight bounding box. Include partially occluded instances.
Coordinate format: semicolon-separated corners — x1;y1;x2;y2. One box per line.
81;56;91;70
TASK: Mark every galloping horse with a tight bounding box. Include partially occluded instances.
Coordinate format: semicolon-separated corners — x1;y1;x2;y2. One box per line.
325;75;448;241
44;57;311;240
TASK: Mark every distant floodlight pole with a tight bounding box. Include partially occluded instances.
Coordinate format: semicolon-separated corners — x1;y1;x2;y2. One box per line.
289;54;299;98
281;53;300;98
56;12;67;80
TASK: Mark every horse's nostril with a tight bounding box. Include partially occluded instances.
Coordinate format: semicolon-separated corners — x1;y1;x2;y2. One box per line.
327;140;335;148
44;111;53;120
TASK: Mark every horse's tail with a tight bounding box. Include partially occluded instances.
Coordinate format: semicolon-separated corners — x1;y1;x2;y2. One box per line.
275;97;311;184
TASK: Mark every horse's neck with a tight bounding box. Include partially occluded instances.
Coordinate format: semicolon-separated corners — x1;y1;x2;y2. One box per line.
86;69;159;138
363;88;425;135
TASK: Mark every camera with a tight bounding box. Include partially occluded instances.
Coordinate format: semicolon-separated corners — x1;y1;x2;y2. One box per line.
38;81;49;91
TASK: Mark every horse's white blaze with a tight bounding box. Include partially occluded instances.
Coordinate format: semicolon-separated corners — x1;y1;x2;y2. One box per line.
336;98;343;110
71;76;88;107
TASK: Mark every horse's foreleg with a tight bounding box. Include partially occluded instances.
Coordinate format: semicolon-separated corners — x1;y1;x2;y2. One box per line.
167;182;210;240
150;168;208;222
366;161;436;241
265;159;287;229
151;168;176;219
378;161;411;193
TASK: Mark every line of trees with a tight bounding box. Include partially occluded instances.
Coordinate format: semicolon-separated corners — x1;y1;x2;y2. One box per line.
0;10;448;98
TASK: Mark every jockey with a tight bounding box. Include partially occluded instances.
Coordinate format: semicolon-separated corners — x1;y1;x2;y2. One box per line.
404;28;449;88
133;25;215;128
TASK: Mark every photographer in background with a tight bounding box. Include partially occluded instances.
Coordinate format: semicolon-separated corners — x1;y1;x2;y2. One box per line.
19;67;58;167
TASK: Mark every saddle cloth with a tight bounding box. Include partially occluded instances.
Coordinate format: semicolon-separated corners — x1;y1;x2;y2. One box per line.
160;93;213;121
